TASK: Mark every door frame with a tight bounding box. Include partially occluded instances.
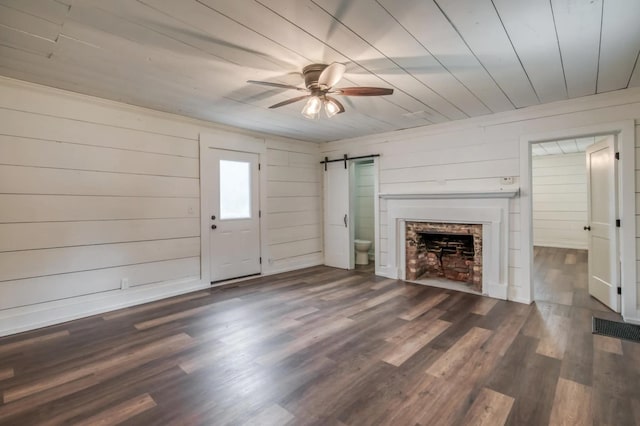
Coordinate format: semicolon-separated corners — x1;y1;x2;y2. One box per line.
372;158;380;275
348;158;380;270
199;131;267;286
519;120;636;321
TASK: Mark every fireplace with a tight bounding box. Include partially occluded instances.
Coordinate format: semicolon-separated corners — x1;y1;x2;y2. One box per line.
382;192;516;299
405;222;482;292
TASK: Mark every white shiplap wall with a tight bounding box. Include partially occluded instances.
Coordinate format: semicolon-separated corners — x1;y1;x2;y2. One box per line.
354;162;375;255
532;153;588;249
265;139;322;272
0;77;321;335
321;86;640;321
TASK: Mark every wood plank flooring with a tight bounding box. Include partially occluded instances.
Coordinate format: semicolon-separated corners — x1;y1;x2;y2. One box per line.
0;247;638;425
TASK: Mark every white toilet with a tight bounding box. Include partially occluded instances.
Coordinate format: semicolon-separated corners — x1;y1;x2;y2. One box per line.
354;239;372;265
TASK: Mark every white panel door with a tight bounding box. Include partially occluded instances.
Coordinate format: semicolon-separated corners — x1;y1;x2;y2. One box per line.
207;148;261;282
586;136;619;311
324;161;350;269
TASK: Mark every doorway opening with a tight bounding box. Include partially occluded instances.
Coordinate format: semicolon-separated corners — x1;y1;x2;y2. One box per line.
352;160;375;273
531;134;619;312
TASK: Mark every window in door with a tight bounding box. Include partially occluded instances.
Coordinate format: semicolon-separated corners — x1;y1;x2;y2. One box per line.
219;160;251;219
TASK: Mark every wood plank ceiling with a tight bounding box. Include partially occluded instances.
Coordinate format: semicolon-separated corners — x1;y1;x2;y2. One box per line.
0;0;639;142
531;136;597;156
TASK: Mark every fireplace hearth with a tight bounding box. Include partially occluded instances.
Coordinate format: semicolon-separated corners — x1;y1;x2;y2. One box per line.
406;222;482;292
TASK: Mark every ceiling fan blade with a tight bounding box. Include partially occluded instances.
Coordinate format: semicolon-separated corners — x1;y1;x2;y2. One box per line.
318;62;346;89
325;96;345;114
335;87;394;96
247;80;307;91
269;95;311;109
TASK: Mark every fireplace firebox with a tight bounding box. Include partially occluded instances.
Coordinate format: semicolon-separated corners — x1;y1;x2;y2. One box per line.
405;222;482;292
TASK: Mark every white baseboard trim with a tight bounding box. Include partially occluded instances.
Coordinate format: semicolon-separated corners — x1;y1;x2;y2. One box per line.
263;253;324;276
533;241;588;250
622;311;640;325
0;276;207;337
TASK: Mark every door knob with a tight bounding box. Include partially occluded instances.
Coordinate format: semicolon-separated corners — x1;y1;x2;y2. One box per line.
211;215;216;220
344;214;348;227
211;224;217;230
584;225;591;231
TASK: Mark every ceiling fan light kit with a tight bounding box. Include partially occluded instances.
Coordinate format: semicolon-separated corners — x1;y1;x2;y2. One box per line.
248;63;394;119
302;96;322;119
324;97;342;118
302;95;344;119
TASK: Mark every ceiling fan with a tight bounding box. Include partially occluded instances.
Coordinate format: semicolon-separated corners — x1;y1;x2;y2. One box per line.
247;63;394;119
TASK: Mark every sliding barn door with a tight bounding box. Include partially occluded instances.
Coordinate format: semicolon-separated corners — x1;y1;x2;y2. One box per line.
324;161;350;269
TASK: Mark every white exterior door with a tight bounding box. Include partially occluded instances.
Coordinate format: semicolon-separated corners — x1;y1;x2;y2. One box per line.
324;161;351;269
207;148;261;282
586;136;619;312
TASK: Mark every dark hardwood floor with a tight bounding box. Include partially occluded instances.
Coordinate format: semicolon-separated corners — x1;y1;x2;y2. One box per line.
0;248;638;425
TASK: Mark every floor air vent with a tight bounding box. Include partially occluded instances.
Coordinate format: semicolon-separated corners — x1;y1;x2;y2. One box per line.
592;317;640;343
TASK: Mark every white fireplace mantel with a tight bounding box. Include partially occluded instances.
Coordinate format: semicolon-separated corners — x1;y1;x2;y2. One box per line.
379;189;519;199
381;195;512;300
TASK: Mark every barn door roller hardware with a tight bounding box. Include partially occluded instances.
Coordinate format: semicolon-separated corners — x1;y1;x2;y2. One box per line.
320;154;380;170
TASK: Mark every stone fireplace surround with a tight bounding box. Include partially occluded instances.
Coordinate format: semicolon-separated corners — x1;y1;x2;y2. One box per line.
380;191;516;299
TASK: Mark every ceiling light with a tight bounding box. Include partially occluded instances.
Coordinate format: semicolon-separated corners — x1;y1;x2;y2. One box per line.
325;98;341;118
301;96;321;119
